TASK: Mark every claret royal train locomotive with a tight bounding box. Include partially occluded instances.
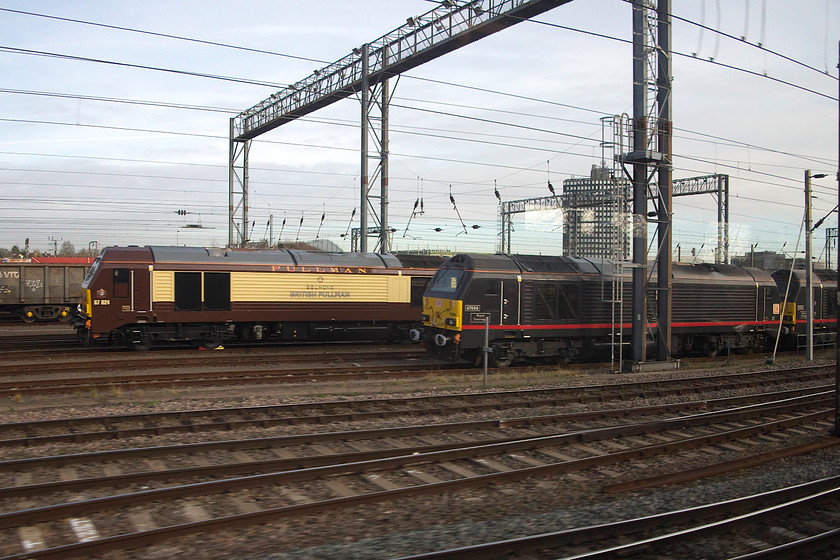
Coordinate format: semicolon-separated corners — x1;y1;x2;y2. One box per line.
415;253;838;367
74;245;445;349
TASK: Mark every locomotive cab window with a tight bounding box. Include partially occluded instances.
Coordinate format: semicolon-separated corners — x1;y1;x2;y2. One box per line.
83;258;102;287
113;268;130;298
174;272;202;311
428;268;464;295
204;272;230;311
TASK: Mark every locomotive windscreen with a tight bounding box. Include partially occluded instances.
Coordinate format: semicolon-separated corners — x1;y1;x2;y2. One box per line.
427;267;465;295
81;257;102;287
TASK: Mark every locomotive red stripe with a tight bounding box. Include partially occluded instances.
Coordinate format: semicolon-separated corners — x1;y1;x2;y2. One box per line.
462;320;781;330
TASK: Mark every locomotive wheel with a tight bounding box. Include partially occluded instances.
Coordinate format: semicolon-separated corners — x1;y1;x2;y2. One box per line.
488;347;513;368
200;333;224;349
132;334;153;351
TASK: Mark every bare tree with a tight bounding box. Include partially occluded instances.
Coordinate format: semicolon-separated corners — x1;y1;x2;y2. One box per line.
59;241;76;256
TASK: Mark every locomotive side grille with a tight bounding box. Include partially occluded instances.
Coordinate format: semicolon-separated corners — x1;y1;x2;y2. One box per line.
152;271;174;302
672;285;758;322
519;282;535;324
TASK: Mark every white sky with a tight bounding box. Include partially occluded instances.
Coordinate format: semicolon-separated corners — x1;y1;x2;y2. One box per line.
0;0;837;261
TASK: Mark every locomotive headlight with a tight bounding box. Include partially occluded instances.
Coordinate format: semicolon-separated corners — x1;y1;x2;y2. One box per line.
445;318;457;326
421;314;430;322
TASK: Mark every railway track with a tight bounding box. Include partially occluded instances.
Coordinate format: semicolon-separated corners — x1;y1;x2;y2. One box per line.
0;362;462;397
395;473;840;559
0;385;832;496
0;345;451;396
0;333;80;351
1;365;838;558
1;364;833;444
0;343;424;368
0;348;832;401
0;390;834;558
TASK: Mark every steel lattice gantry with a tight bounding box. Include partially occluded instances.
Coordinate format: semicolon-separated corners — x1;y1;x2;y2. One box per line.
498;174;728;259
498;188;627;254
229;0;575;250
669;173;730;264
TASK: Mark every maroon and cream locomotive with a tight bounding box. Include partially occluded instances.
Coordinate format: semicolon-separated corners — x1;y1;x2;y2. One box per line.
74;245;445;349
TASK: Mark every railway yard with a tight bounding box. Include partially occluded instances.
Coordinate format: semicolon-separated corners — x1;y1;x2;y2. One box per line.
2;323;840;559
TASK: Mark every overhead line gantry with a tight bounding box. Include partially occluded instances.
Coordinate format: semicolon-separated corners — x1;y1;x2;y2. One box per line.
229;0;574;250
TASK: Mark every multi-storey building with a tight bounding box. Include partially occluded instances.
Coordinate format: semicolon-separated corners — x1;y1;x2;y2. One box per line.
562;165;631;260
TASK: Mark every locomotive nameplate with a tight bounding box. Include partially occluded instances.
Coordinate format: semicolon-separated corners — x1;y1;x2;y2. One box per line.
470;312;490;323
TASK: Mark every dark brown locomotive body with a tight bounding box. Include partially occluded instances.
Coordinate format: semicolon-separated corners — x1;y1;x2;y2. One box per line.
418;254;781;366
75;246;444;349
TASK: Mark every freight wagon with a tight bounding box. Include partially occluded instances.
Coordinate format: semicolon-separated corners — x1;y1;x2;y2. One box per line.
0;257;92;322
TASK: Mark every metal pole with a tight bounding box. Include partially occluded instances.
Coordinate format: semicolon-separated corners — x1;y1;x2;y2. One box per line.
359;43;369;253
835;40;840;436
656;0;672;362
723;175;730;264
805;170;814;361
483;316;489;386
228;118;235;248
380;61;390;254
630;0;648;367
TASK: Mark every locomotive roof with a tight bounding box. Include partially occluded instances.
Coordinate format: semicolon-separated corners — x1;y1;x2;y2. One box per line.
441;253;778;283
100;245;434;269
771;267;838;288
671;262;775;284
441;254;605;274
150;246;403;267
391;253;451;269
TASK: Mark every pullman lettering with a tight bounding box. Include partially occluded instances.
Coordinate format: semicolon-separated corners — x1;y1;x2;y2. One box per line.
272;266;368;274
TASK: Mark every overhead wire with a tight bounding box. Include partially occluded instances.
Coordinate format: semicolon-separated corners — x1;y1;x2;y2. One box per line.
4;85;832;174
0;7;326;64
615;0;838;81
0;45;286;89
526;17;837;102
1;3;836;250
0;6;833;153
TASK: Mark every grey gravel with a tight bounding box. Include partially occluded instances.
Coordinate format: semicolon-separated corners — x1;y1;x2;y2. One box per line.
226;447;840;560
